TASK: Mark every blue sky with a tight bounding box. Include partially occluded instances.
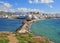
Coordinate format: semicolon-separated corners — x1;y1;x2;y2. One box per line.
0;0;60;13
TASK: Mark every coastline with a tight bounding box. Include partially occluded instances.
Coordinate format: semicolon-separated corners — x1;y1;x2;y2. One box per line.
0;19;54;43
15;18;47;34
16;18;46;33
16;19;37;33
16;19;54;43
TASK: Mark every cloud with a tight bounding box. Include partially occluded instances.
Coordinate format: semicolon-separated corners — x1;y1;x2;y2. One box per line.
8;8;41;12
8;9;16;12
49;5;53;8
40;0;54;9
0;2;12;11
17;8;40;12
29;0;33;4
29;0;54;4
17;8;29;12
28;0;54;9
41;0;54;3
34;0;39;3
46;4;54;8
3;3;12;8
29;0;39;4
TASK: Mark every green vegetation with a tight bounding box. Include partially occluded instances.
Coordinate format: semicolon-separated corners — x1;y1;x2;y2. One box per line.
0;40;9;43
0;33;9;43
0;32;52;43
15;33;35;43
15;33;51;43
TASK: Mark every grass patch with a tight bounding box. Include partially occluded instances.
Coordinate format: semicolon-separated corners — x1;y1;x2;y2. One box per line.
0;32;52;43
0;33;9;43
0;40;9;43
15;33;51;43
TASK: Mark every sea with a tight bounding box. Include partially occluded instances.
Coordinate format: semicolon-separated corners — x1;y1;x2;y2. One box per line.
0;18;23;32
0;18;60;43
30;19;60;43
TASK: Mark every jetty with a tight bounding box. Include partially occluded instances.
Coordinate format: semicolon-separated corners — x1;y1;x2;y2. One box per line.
16;19;37;33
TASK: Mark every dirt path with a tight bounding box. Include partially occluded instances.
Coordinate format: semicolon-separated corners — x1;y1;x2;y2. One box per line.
8;34;18;43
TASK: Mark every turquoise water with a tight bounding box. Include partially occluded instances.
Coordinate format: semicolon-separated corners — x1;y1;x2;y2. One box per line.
0;19;23;32
31;19;60;43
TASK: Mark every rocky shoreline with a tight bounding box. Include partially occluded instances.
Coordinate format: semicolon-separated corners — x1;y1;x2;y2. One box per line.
16;19;54;43
0;19;54;43
16;18;45;33
16;19;37;33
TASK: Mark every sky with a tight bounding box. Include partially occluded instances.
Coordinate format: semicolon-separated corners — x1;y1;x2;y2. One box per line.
0;0;60;13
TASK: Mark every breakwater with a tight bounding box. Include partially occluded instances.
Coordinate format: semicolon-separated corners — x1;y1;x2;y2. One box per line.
16;19;37;33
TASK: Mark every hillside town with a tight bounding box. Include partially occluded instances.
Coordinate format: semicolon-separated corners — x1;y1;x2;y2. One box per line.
0;11;60;20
